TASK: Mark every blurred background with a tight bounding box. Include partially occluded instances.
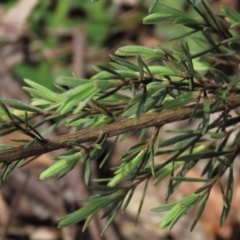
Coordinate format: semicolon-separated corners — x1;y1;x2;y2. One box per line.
1;0;240;240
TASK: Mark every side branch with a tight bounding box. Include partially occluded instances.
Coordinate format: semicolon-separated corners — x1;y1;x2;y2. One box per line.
1;93;240;164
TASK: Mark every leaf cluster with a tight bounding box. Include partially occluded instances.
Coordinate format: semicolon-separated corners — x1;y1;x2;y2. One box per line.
1;0;240;234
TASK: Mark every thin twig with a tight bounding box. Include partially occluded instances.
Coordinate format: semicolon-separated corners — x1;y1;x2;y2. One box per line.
1;93;240;164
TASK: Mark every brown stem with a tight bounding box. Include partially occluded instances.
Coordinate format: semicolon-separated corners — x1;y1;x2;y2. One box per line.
1;93;240;164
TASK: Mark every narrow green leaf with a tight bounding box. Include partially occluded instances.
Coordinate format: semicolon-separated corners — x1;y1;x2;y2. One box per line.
220;165;233;226
101;205;121;235
154;161;185;185
2;98;42;113
194;183;212;194
110;55;139;71
210;68;230;84
159;133;199;148
93;79;125;90
173;136;197;150
137;55;144;81
143;8;199;26
149;0;158;13
82;210;99;232
23;79;64;103
209;132;225;139
90;99;113;117
0;101;15;122
89;133;107;159
135;178;149;225
61;82;93;98
108;148;147;187
221;5;240;25
1;159;24;182
167;205;187;230
8;138;31;143
90;115;113;128
148;66;177;76
92;70;137;80
163;92;194;109
170;177;210;182
116;45;163;59
55;77;90;88
149;146;155;176
0;144;15;150
59;83;99;114
84;159;91;185
174;151;230;162
101;196;122;219
135;88;147;120
191;192;210;231
168;29;199;42
40;153;80;180
168;194;201;231
151;201;179;212
31;99;51;106
77;193;116;203
209;162;225;179
179;42;194;89
58;198;109;227
122;186;136;212
127;142;148;155
88;185;126;192
100;136;119;168
168;161;197;196
158;203;182;229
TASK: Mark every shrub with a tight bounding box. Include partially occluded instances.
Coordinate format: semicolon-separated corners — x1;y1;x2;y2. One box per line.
1;0;240;234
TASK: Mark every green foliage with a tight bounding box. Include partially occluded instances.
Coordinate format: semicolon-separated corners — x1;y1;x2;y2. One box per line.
152;193;201;230
1;0;240;236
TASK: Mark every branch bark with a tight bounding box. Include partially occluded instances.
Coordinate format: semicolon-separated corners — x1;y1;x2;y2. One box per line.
1;93;240;164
